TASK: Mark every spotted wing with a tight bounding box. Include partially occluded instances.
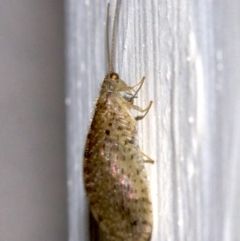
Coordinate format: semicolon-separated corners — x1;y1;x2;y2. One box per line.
84;134;152;241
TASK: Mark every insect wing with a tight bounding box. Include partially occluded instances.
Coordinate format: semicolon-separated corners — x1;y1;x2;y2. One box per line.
84;102;152;240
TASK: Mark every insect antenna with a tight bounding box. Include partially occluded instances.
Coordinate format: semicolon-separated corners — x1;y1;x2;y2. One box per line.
107;0;120;73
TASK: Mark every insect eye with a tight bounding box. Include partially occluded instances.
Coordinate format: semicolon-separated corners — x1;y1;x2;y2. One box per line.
110;72;119;80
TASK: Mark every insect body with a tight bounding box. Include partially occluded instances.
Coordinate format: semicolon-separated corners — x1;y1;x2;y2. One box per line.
83;1;153;241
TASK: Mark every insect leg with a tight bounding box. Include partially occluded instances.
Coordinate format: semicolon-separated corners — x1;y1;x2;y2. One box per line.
132;101;153;120
129;76;145;89
140;151;154;164
128;77;145;102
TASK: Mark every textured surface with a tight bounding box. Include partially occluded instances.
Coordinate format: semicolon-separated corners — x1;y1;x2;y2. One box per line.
65;0;240;241
0;0;67;240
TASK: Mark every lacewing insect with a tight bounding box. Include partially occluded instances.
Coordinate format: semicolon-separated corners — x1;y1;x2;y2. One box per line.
83;1;153;240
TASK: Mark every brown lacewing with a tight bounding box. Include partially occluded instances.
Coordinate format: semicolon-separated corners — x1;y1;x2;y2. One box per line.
83;1;153;240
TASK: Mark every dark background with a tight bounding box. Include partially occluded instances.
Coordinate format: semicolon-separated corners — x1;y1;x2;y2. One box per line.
0;0;68;240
